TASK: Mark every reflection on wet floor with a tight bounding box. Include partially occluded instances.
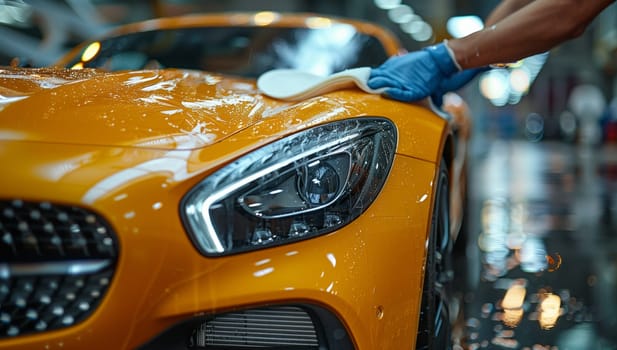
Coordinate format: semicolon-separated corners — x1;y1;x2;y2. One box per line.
453;140;617;350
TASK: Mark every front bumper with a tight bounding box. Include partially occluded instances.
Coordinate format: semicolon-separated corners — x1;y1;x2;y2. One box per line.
0;152;437;350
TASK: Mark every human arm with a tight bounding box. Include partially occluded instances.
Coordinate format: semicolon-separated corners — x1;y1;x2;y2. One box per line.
448;0;615;69
419;0;536;105
367;0;534;102
368;0;615;103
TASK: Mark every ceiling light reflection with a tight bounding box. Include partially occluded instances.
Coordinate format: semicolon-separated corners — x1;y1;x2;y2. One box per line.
270;23;359;75
410;22;433;42
374;0;401;10
525;113;545;142
502;284;526;310
400;15;423;34
503;308;524;328
446;15;484;38
252;11;279;26
509;67;531;93
480;52;548;105
539;293;561;329
479;69;510;106
253;267;274;277
387;4;414;24
520;237;548;273
305;16;332;29
501;284;526;328
81;42;101;62
326;253;336;267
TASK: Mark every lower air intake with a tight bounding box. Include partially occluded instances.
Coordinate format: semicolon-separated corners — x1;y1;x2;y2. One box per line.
189;306;318;348
139;303;354;350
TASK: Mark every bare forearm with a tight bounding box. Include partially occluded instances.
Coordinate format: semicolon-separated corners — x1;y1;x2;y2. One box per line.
448;0;615;69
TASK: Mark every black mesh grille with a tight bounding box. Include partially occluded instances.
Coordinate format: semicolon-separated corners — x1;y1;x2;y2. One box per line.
190;306;319;348
0;200;117;261
0;200;118;338
139;304;355;350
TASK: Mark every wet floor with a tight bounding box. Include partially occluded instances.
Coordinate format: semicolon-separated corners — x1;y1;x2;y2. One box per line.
452;140;617;350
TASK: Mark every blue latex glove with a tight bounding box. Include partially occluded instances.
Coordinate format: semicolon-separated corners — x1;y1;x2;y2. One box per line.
430;67;489;107
368;42;460;103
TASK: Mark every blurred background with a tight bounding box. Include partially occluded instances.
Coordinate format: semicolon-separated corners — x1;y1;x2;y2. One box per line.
2;1;617;349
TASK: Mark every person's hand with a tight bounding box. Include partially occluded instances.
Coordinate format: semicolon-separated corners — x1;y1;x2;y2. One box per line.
368;42;460;102
431;67;489;107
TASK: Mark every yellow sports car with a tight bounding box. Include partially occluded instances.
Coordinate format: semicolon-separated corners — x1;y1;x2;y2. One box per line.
0;12;469;350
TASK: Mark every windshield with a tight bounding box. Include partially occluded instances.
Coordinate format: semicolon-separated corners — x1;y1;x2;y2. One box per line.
63;24;391;78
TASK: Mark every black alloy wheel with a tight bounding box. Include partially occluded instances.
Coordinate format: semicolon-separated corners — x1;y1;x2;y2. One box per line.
416;160;453;350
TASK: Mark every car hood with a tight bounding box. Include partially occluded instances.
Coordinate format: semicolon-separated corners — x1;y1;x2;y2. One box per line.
0;67;286;150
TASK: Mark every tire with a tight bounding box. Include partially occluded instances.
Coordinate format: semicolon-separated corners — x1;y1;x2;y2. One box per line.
416;160;453;350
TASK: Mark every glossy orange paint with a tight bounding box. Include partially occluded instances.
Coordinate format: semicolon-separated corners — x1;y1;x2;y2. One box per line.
0;12;468;350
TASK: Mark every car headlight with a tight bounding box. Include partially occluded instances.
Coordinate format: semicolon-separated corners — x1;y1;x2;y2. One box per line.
181;117;397;256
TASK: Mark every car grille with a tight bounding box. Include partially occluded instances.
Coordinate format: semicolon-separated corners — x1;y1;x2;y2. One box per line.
190;306;319;348
0;200;118;338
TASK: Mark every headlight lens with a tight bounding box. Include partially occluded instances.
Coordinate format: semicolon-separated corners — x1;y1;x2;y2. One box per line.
181;117;397;256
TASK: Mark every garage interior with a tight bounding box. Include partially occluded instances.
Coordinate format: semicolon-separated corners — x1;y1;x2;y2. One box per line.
1;1;616;349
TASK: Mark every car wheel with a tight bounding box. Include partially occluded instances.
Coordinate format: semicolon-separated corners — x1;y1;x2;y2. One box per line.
416;160;453;350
